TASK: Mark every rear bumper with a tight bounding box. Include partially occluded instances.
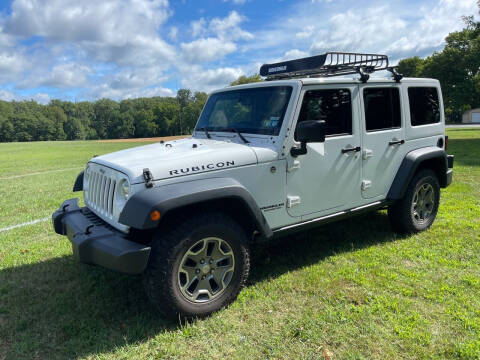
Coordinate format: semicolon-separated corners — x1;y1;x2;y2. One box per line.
52;198;150;274
446;155;454;187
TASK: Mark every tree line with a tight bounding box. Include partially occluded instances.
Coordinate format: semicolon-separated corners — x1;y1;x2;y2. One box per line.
0;89;207;142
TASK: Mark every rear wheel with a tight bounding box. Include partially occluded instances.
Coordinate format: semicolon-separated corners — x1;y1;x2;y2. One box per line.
388;169;440;234
143;212;250;318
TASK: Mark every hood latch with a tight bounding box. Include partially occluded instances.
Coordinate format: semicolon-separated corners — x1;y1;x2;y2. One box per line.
143;168;154;188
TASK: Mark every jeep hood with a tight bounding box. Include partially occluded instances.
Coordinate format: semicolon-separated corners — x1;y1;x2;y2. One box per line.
90;137;275;184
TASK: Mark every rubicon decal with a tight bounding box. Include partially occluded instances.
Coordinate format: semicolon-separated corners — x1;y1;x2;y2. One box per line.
169;161;235;176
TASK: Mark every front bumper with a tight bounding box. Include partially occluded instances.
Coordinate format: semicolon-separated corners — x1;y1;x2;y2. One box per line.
52;198;151;274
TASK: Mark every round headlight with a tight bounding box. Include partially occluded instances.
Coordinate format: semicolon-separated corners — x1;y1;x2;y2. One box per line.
120;179;131;199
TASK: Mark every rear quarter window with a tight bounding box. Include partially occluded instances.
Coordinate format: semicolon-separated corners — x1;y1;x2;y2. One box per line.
408;87;441;126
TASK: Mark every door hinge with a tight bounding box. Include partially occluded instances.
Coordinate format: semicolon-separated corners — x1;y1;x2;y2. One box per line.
287;160;301;172
363;149;373;159
286;195;301;208
361;180;372;191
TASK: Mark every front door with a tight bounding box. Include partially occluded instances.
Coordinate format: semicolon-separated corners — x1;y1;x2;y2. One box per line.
286;85;362;218
360;84;406;199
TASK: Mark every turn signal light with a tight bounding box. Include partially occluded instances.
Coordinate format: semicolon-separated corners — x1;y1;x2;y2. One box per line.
150;210;161;221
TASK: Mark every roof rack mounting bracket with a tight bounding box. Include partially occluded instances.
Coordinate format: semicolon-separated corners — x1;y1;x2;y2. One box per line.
356;66;370;83
387;67;403;83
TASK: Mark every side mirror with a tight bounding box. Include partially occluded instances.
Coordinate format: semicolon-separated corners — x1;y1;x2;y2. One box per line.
291;120;326;157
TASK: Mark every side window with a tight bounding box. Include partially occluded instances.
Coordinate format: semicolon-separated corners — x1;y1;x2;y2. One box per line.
296;89;352;139
408;87;440;126
363;87;401;131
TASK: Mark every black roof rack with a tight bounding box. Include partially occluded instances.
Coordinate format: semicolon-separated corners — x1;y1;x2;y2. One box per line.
260;52;401;83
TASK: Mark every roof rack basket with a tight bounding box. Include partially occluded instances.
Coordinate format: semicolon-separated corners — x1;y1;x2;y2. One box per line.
260;52;395;82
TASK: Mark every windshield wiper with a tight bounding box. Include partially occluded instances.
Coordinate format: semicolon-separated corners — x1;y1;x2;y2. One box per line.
227;128;249;144
197;127;211;139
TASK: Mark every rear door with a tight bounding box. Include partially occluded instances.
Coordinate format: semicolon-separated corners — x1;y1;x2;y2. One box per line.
360;84;406;199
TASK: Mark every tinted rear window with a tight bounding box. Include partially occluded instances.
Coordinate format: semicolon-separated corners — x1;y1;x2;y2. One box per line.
408;87;440;126
363;87;401;131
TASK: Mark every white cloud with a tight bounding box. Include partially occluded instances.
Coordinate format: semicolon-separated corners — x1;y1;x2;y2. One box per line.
385;0;479;59
180;65;243;92
91;83;174;100
0;51;26;78
295;26;314;40
21;63;92;89
209;11;253;41
108;67;168;90
223;0;247;5
309;7;407;55
5;0;176;67
168;26;179;41
191;18;207;38
283;49;309;60
189;11;252;41
32;93;51;105
181;37;236;63
182;11;252;64
0;89;15;101
0;90;50;104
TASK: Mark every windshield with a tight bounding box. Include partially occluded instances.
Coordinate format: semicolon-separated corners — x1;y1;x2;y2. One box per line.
196;86;293;136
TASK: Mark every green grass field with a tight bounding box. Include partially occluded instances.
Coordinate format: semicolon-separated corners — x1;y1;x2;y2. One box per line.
0;130;479;360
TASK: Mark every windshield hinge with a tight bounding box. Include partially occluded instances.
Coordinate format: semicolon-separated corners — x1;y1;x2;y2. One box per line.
287;160;301;172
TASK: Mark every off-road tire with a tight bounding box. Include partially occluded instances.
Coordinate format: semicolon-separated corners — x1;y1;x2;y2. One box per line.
388;169;440;234
143;212;250;319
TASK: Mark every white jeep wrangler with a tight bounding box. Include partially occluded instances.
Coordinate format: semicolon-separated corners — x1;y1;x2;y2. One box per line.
53;52;454;317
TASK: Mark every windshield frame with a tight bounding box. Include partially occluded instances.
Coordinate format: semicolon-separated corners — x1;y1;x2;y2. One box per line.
195;85;294;136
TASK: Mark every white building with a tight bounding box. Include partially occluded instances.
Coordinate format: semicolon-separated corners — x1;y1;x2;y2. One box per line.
462;108;480;123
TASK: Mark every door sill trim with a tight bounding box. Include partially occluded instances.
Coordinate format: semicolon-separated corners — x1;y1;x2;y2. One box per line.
273;201;385;235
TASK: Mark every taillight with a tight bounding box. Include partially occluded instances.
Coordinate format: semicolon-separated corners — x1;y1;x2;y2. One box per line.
445;135;449;151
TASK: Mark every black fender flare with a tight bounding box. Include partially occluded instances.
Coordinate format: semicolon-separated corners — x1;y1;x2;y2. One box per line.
387;147;448;200
73;171;84;192
119;178;273;238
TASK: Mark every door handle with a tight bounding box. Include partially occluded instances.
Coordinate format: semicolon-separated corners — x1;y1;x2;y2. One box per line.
341;146;361;154
389;139;405;146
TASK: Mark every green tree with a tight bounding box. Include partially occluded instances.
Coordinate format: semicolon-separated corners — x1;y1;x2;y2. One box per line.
397;56;425;77
230;74;262;86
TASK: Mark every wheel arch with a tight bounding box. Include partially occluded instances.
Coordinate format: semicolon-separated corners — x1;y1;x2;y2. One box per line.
119;177;273;239
388;147;448;200
72;171;84;192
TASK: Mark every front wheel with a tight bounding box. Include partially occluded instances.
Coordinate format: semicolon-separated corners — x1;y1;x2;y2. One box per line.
388;169;440;234
143;212;250;318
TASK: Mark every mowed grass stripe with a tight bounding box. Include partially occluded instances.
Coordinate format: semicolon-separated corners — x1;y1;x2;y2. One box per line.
0;217;50;233
0;167;83;180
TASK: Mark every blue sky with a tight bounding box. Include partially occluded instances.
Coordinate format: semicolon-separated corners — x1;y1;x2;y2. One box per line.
0;0;478;103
